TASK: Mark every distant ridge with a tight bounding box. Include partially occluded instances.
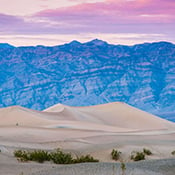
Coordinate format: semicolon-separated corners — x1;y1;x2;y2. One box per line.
84;39;108;46
0;43;14;48
0;39;175;122
0;39;174;48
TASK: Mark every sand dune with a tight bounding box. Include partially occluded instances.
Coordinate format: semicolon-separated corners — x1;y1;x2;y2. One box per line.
1;102;174;131
44;102;175;130
0;106;58;127
0;102;174;150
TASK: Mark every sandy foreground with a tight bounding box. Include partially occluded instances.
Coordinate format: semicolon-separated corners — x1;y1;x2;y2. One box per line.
0;102;175;175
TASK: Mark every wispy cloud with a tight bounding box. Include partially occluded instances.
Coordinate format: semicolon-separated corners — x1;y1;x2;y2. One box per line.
0;13;24;34
0;33;171;47
0;0;105;16
36;0;175;24
33;0;175;35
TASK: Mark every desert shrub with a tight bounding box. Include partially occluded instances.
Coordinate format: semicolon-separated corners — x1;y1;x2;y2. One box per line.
50;149;73;164
14;150;30;162
29;150;51;163
14;150;25;158
131;151;145;161
14;148;99;164
14;150;50;163
143;148;152;155
171;150;175;155
73;154;99;163
121;162;126;175
111;149;121;161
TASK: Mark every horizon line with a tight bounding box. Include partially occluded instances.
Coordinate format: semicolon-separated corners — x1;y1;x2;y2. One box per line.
0;39;174;47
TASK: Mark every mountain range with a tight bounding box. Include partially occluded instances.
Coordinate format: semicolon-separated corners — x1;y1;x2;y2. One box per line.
0;39;175;121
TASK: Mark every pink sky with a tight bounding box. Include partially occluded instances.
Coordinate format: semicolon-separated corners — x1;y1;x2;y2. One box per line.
0;0;174;46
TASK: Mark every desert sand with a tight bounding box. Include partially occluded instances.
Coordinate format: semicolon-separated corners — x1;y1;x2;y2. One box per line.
0;102;175;175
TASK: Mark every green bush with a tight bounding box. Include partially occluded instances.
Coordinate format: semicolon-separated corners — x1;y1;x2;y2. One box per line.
14;148;99;164
14;150;50;163
111;149;121;161
171;150;175;155
14;150;30;162
29;150;51;163
73;154;99;163
14;150;25;157
120;162;126;175
131;151;145;161
50;149;73;164
143;148;152;155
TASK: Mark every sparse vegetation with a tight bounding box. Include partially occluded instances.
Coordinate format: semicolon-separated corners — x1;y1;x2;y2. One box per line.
130;148;153;161
14;150;30;162
14;148;99;164
171;150;175;155
143;148;152;155
29;150;51;163
73;154;99;163
120;162;126;175
131;151;145;161
50;149;73;164
111;149;121;161
14;150;51;163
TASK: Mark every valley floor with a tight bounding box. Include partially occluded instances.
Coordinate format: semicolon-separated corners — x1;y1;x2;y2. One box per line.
0;152;175;175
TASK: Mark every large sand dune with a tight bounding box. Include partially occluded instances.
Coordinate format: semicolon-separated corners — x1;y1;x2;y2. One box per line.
44;102;175;130
0;102;175;145
0;102;175;175
0;102;174;130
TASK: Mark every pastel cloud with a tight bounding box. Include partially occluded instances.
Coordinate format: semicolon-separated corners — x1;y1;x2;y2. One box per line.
0;13;24;34
0;0;80;15
33;0;175;35
0;0;105;15
36;0;175;24
0;13;62;35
